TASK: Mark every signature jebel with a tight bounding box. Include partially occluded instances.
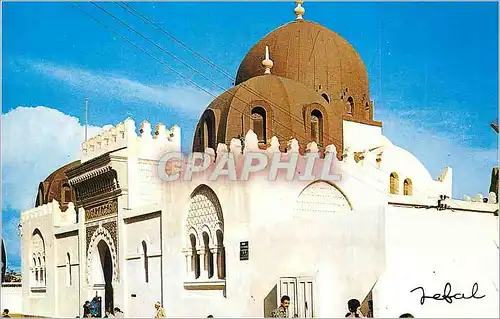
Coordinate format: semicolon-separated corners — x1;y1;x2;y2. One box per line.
410;282;486;305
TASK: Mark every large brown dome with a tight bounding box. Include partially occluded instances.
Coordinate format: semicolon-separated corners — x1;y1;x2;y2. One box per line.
235;20;370;108
35;160;80;211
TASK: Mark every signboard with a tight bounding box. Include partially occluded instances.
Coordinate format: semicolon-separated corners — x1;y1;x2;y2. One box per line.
240;241;249;261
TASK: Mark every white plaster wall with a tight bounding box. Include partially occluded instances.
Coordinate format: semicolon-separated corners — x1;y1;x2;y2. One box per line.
20;205;56;317
1;284;22;314
54;232;81;317
374;207;499;318
343;120;382;151
157;170;387;317
123;212;162;317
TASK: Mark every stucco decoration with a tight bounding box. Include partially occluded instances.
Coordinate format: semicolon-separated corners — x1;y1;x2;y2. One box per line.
295;181;352;214
86;224;119;284
185;185;224;245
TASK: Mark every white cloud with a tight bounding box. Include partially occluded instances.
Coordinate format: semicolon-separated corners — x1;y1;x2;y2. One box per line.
30;61;215;115
1;106;106;212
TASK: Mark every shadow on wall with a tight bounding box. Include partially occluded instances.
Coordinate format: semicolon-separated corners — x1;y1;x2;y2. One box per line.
264;284;278;317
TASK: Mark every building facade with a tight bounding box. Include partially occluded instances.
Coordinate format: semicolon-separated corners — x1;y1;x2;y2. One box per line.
20;2;499;318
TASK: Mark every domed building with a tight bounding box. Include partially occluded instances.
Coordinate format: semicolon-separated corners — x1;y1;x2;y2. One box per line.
18;2;498;319
193;4;381;154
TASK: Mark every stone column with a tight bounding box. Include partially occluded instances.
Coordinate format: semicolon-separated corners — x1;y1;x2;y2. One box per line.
184;249;194;280
210;247;219;279
198;247;207;280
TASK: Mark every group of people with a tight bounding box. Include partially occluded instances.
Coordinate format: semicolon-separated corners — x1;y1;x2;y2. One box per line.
271;295;415;318
80;297;124;318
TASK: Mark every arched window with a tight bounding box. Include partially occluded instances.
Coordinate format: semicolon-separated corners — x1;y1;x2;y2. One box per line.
38;257;43;284
404;178;413;196
216;230;226;279
390;172;400;195
365;102;370;119
66;253;72;286
321;93;330;103
142;241;149;283
347;97;354;115
61;184;72;203
185;185;225;285
201;111;216;151
310;110;324;145
202;232;214;278
189;234;200;279
251;107;266;143
30;229;46;290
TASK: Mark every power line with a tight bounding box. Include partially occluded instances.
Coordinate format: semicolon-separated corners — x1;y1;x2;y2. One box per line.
110;1;350;150
116;2;235;81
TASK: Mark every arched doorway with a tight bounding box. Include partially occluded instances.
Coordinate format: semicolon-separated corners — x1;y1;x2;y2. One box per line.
91;240;114;315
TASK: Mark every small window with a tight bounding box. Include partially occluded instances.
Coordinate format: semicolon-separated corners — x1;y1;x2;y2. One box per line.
310;110;324;145
390;172;399;195
251;107;267;143
321;93;329;103
142;241;149;283
347;97;354;115
404;178;413;196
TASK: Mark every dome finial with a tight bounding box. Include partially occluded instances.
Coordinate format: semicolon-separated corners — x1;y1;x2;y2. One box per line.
294;0;305;20
262;46;273;74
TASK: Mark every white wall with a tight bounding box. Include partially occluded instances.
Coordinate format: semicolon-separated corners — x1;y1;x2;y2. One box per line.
55;231;81;317
374;207;499;318
123;211;163;317
20;204;56;317
1;283;22;314
343;120;382;151
157;171;387;317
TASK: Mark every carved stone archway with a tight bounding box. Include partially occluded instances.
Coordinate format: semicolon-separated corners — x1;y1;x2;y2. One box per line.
86;225;118;284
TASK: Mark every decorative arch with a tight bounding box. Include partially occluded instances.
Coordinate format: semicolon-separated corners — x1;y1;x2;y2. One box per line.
185;184;224;236
295;180;353;214
30;229;46;288
184;184;226;282
390;172;400;195
86;226;119;284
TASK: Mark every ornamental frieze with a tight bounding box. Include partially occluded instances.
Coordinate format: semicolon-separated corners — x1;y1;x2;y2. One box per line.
85;199;118;221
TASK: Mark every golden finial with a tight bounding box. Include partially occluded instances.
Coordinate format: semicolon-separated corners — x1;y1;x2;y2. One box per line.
262;46;273;75
294;0;305;20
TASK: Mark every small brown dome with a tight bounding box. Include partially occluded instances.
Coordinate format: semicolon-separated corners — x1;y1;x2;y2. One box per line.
235;20;370;109
193;74;345;153
35;160;80;211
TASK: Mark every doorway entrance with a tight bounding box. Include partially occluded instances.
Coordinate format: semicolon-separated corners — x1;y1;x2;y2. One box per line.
91;240;114;315
278;277;315;318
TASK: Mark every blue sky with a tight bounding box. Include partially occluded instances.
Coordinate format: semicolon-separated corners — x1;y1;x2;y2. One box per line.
2;2;498;270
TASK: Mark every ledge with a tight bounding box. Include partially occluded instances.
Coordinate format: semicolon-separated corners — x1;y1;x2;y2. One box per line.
183;279;226;291
30;286;47;293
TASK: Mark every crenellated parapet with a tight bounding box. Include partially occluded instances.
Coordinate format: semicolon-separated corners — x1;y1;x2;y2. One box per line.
81;118;181;162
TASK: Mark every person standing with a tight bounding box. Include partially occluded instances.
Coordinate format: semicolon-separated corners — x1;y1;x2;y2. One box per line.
271;295;290;318
154;302;166;318
345;299;365;318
